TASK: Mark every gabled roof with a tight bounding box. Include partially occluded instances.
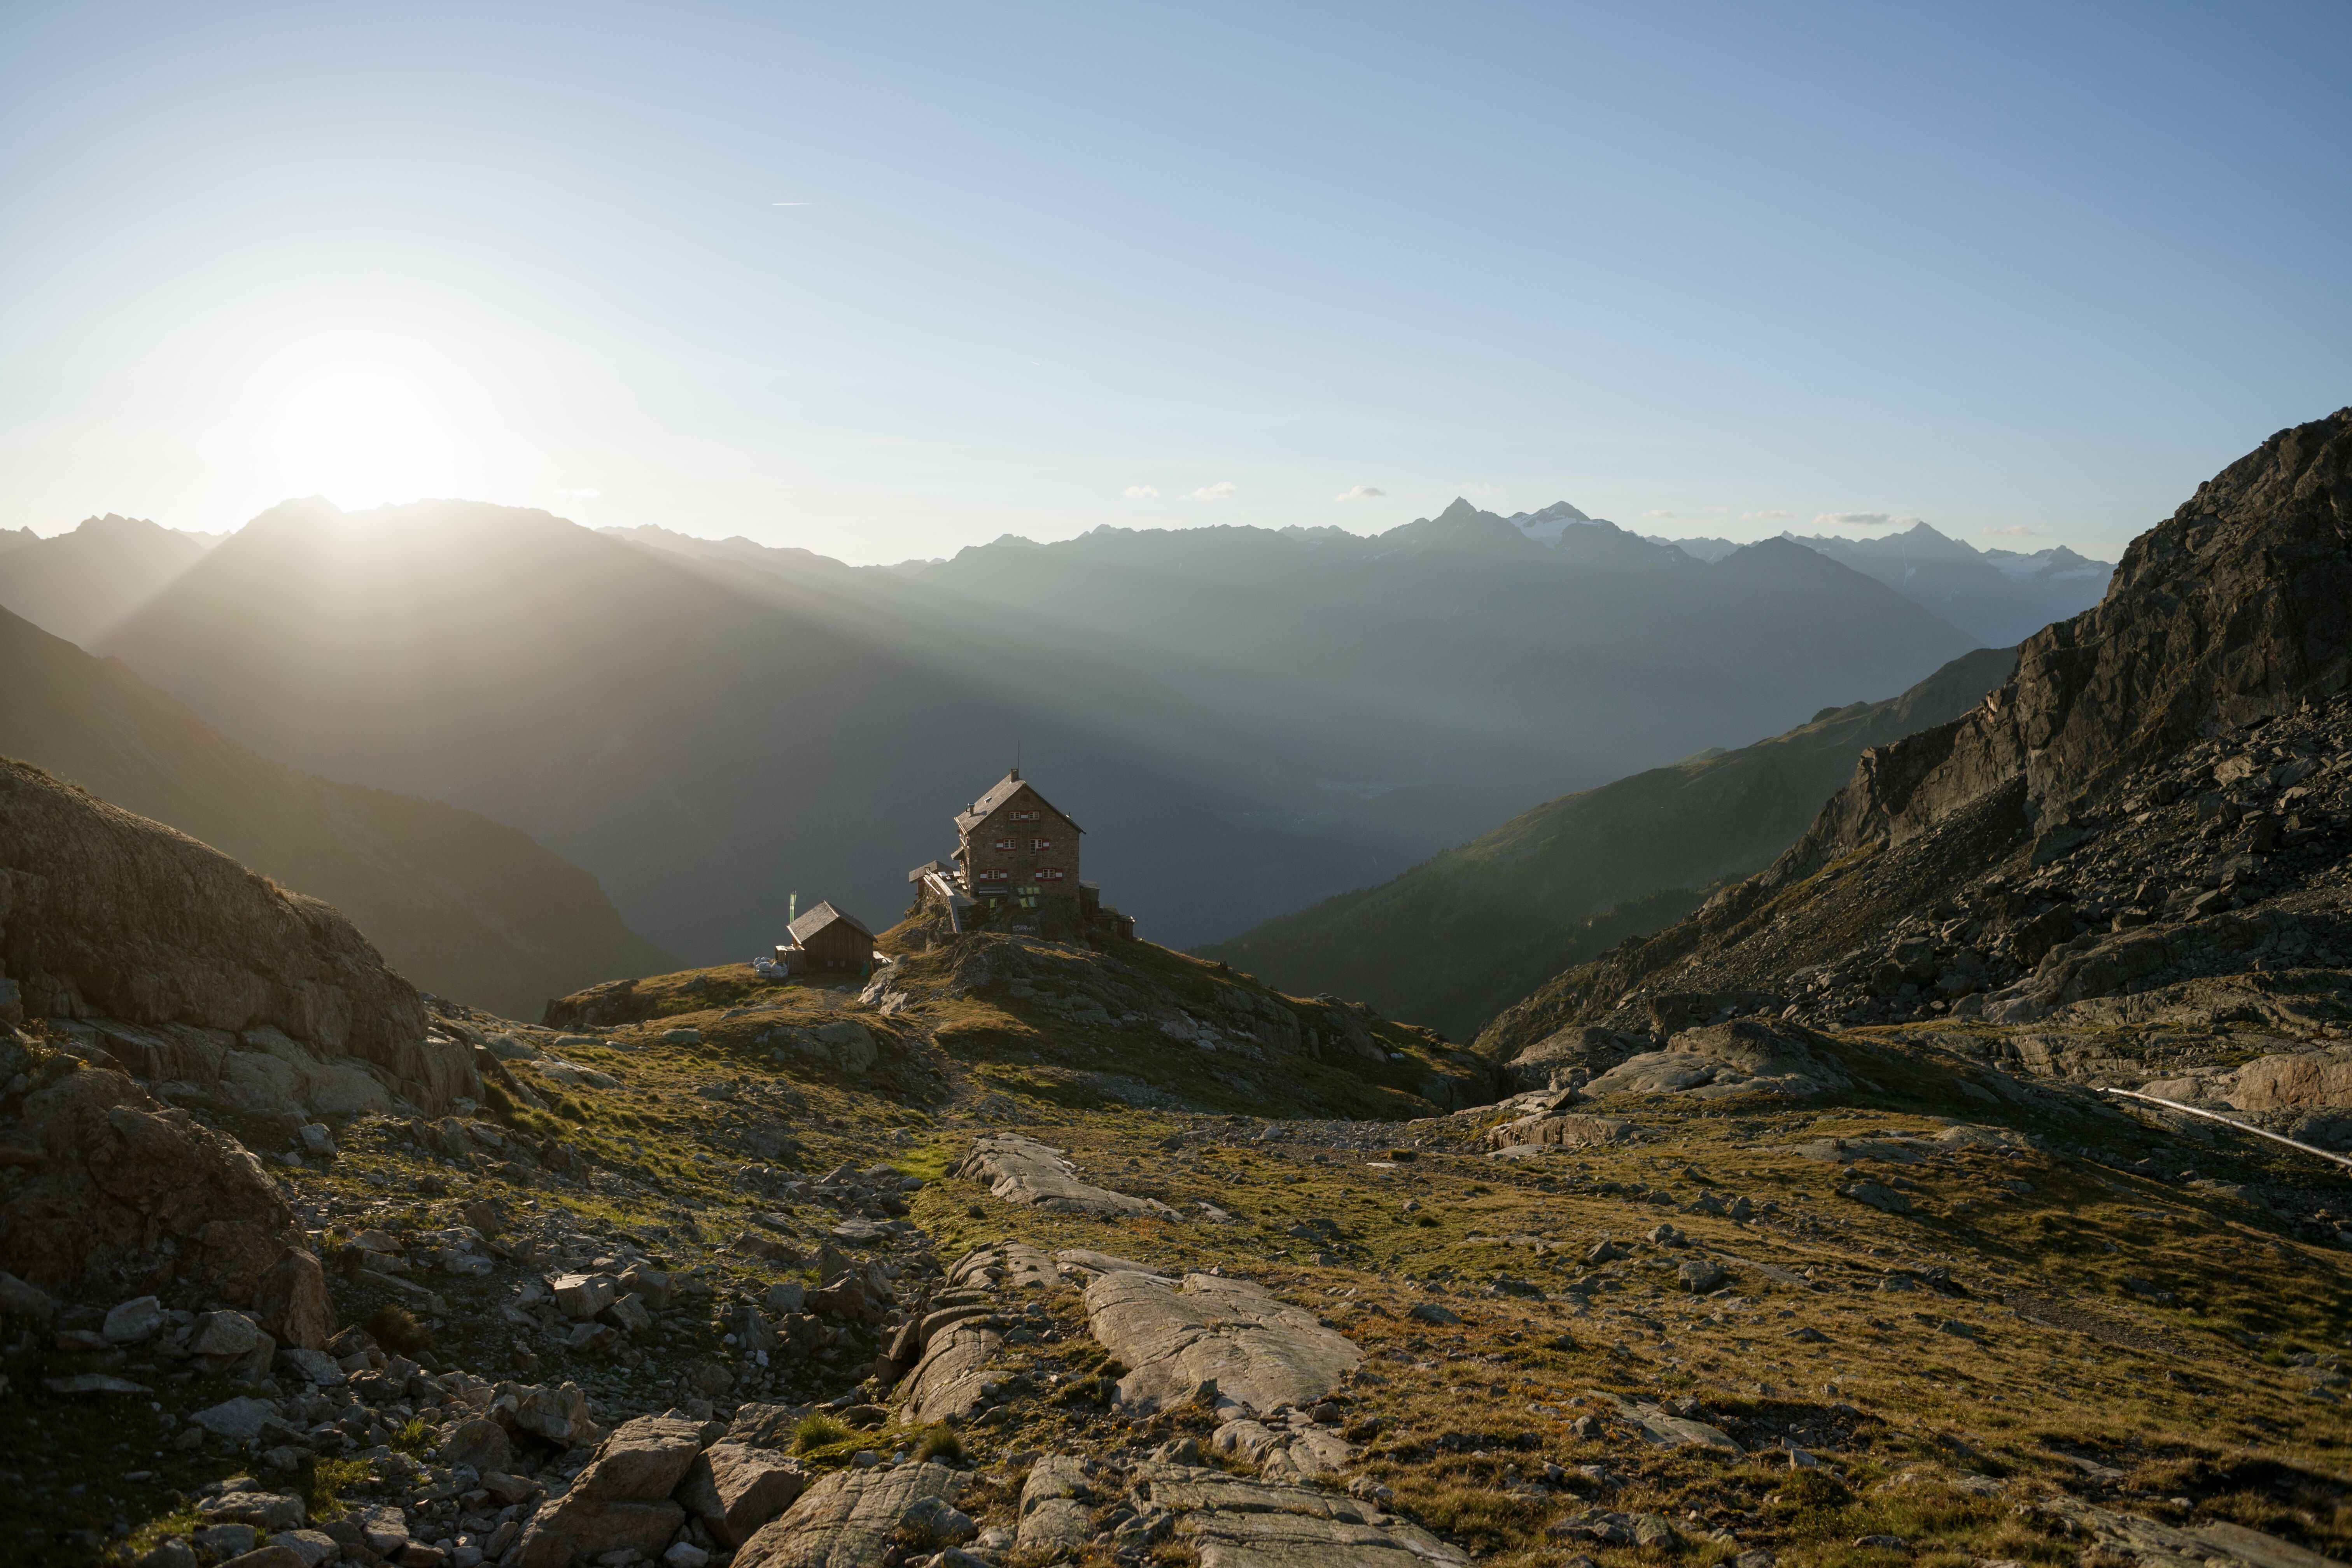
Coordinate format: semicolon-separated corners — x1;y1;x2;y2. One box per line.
786;901;872;945
954;770;1084;835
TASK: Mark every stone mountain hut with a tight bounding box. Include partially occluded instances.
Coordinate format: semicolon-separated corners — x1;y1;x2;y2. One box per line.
909;767;1134;939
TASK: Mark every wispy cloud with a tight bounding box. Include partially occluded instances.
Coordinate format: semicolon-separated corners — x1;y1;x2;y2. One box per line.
1981;524;2047;538
1124;485;1159;499
1813;511;1921;530
553;487;601;499
1741;509;1796;521
1334;485;1385;502
1642;509;1676;520
1190;481;1237;500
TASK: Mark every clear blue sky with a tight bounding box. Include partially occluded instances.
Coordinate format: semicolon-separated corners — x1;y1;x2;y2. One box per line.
2;2;2345;563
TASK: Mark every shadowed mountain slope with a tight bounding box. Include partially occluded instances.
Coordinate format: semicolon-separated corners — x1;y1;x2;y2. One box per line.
1197;645;2019;1041
0;513;204;648
0;606;673;1016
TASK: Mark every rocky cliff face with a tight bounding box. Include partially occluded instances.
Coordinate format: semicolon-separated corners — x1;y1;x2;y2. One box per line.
1480;410;2352;1066
0;1060;303;1304
0;757;475;1116
1769;408;2351;886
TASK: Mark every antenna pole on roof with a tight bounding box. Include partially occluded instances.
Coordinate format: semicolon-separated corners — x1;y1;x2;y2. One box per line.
1013;738;1020;781
789;892;797;923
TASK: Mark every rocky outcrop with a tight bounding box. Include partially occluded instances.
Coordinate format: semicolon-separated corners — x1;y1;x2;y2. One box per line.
1129;1460;1470;1567
1016;1455;1098;1553
2031;1493;2345;1568
732;1462;970;1568
1486;1110;1634;1151
1083;1269;1359;1416
894;1244;1059;1424
0;1063;303;1304
1592;1391;1743;1453
2140;1046;2352;1117
1577;1019;1849;1101
1500;1025;1642;1091
0;758;474;1115
953;1133;1180;1218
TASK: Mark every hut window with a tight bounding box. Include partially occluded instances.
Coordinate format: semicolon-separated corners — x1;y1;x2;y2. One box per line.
1029;837;1052;852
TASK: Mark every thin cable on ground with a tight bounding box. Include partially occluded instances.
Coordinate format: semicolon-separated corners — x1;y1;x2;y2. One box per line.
2096;1086;2352;1174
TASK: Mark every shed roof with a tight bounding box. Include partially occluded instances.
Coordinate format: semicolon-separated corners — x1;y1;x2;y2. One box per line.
954;769;1085;835
786;901;873;945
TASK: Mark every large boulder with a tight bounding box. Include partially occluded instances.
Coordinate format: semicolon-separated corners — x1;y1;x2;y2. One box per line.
898;1316;1006;1425
677;1442;807;1546
568;1416;707;1501
511;1415;706;1568
493;1380;598;1446
252;1248;333;1351
0;758;474;1115
0;1065;301;1304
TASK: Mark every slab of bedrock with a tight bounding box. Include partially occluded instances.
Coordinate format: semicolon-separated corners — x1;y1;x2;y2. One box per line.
951;1133;1180;1218
1083;1268;1358;1416
1132;1461;1470;1568
894;1242;1055;1425
732;1461;967;1568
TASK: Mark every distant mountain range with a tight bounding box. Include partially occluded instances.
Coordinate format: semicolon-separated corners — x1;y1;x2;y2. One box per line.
8;492;1983;968
0;605;672;1015
0;514;212;649
1635;519;2112;646
1195;644;2017;1040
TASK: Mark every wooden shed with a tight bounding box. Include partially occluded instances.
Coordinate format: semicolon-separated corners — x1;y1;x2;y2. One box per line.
777;901;875;976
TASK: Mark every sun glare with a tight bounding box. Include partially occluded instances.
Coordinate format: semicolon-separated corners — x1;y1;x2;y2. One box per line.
267;367;459;510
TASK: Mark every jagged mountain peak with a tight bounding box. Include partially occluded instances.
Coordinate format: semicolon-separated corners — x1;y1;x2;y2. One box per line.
70;511;170;538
